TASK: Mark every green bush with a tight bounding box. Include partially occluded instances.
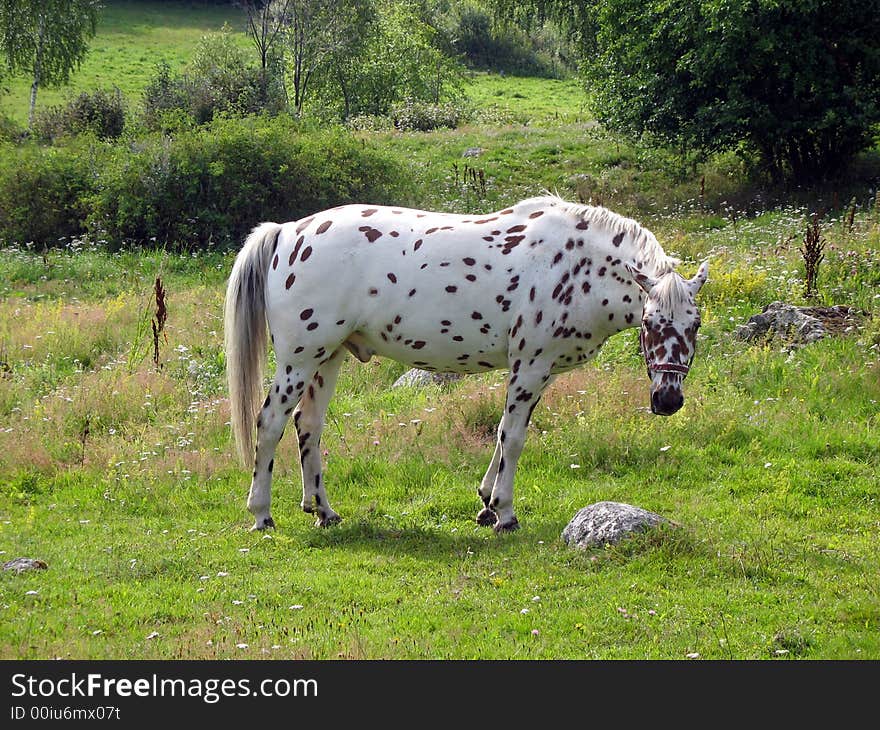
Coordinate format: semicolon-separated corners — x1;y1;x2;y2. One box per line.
316;2;466;121
391;98;472;132
578;0;880;180
88;115;410;250
0;139;104;247
141;27;286;131
0;115;25;144
32;88;126;143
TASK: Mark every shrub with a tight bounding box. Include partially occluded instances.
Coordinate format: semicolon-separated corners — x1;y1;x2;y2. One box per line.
0;115;25;144
391;98;472;132
0;139;105;247
578;0;880;181
32;88;126;143
345;114;394;132
316;2;466;121
141;28;286;130
451;3;571;78
88;115;410;250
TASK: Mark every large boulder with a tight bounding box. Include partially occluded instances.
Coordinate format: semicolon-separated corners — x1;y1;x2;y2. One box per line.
392;368;462;388
734;301;866;346
562;501;670;549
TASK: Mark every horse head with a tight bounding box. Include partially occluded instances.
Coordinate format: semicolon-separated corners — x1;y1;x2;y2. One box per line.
626;260;709;416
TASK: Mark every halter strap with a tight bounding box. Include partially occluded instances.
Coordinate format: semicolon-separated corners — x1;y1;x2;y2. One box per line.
640;329;691;376
647;361;690;375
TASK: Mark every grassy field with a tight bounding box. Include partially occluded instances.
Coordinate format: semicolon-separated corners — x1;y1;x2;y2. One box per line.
1;193;878;659
1;2;879;661
0;1;245;125
0;1;584;127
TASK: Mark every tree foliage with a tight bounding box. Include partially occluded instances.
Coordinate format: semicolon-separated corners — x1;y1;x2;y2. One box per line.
313;0;465;120
496;0;880;180
0;0;101;126
141;27;286;130
272;0;376;116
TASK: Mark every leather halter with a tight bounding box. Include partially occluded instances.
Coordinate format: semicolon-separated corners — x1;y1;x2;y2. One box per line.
647;361;690;375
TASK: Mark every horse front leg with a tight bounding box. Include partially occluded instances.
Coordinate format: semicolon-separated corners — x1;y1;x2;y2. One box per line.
476;366;551;532
476;442;503;525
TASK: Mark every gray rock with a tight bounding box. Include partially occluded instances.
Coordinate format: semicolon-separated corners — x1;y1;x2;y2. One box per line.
462;147;484;158
734;301;866;347
392;368;462;388
3;557;48;573
562;501;669;549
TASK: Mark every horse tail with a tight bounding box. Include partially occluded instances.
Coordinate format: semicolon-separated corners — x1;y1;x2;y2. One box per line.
224;221;284;466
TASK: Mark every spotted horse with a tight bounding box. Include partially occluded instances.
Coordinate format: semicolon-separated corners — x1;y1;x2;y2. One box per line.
224;195;708;533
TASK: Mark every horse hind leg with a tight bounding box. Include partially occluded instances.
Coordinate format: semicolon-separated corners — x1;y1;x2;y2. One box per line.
247;362;317;531
293;347;346;527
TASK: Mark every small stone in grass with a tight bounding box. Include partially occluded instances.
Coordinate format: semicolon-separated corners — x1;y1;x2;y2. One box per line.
3;558;48;573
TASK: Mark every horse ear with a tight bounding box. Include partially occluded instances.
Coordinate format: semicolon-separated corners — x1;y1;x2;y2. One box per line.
688;259;709;294
625;261;658;294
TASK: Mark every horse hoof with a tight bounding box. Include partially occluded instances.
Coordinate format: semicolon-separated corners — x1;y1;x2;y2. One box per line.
494;517;519;534
250;516;275;531
315;512;341;528
476;507;498;527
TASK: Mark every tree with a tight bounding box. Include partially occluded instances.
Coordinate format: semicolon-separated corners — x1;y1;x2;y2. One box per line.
274;0;375;116
240;0;290;73
0;0;101;127
317;0;464;120
494;0;880;181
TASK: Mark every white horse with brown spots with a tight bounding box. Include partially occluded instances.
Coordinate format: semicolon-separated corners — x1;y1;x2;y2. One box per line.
224;196;708;533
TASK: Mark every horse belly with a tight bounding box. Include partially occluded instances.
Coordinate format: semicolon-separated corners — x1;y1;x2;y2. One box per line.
359;256;515;371
355;293;511;373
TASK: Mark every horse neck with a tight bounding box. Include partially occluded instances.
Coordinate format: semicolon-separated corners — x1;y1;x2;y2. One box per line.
578;230;646;336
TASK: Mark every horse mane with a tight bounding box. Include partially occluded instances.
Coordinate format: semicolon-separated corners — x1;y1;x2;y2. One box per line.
514;195;679;281
649;270;692;309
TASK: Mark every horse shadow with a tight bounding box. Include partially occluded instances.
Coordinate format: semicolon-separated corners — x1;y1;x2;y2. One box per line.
288;516;563;561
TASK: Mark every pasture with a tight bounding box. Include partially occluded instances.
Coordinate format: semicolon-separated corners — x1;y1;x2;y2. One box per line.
1;197;878;659
0;1;244;126
1;2;879;660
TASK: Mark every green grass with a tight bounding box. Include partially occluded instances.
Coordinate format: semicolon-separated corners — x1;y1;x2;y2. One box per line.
1;199;878;659
0;1;246;125
464;72;589;124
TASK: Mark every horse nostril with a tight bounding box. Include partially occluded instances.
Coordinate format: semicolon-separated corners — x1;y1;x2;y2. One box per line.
663;392;684;414
651;390;661;412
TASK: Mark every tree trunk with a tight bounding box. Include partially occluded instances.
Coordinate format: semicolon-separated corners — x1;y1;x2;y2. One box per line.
337;68;351;120
28;13;47;128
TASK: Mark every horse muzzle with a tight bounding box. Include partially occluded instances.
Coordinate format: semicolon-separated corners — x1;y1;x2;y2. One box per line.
651;387;684;416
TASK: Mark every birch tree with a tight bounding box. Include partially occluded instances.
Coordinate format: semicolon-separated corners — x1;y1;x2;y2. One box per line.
0;0;101;126
278;0;374;116
0;0;101;127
